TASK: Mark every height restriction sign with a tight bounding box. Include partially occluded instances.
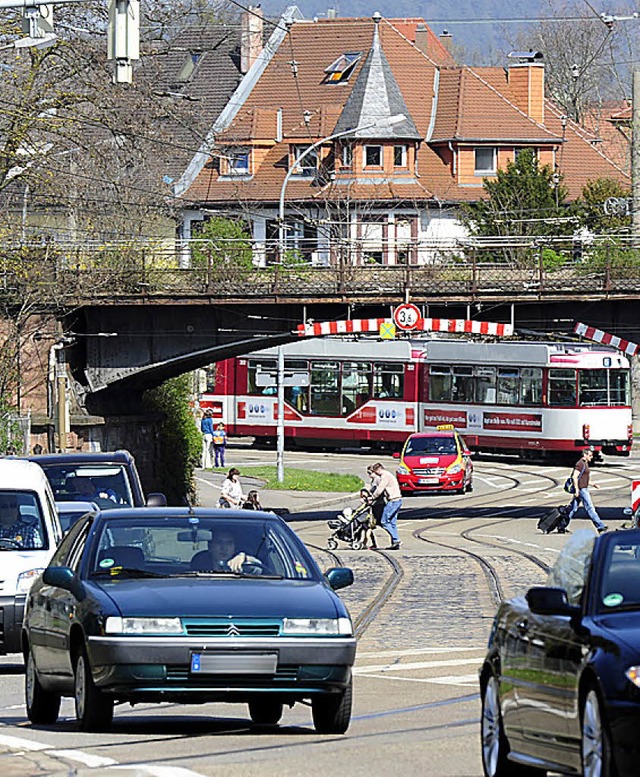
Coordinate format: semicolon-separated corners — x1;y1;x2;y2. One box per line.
393;303;421;331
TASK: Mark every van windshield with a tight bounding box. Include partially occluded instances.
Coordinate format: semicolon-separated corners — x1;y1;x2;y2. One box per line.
405;436;457;456
0;491;47;550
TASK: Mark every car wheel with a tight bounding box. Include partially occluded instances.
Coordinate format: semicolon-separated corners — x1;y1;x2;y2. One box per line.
311;677;352;734
582;687;612;777
466;479;474;493
74;645;114;732
248;697;283;726
25;647;61;725
481;675;543;777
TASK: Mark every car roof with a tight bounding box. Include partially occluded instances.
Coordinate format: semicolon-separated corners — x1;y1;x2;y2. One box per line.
0;458;51;490
407;431;457;439
55;500;99;512
25;450;134;466
92;507;281;522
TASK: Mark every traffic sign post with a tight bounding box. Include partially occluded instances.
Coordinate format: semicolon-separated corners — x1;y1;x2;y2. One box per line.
393;303;421;331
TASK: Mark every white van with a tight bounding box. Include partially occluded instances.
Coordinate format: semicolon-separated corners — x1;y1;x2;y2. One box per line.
0;460;62;654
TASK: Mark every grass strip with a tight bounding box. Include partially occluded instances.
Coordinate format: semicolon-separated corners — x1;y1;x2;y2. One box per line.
213;466;363;492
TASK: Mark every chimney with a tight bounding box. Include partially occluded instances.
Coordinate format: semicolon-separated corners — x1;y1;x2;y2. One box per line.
439;29;452;52
327;8;336;18
415;23;428;54
241;6;263;75
507;51;545;125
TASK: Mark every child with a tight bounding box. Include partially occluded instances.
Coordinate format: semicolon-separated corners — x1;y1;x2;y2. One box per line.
359;488;377;549
242;490;263;511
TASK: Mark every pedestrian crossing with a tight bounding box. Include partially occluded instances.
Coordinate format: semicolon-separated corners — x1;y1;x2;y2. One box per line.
354;646;484;688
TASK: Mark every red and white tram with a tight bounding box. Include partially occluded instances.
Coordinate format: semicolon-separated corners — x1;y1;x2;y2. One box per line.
198;338;633;457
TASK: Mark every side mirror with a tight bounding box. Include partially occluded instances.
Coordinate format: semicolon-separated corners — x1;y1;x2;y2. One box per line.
325;567;354;590
146;493;167;507
526;586;581;618
43;566;85;600
463;449;472;457
392;451;400;459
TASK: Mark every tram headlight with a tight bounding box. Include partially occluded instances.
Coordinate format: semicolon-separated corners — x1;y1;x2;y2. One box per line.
396;464;411;475
447;464;462;474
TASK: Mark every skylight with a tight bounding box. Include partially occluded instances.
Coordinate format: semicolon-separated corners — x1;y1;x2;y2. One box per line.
324;51;362;83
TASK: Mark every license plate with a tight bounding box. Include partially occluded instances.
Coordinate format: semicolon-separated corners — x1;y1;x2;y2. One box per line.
418;477;439;485
190;652;277;674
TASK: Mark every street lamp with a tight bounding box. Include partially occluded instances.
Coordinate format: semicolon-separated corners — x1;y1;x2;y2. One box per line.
275;114;407;482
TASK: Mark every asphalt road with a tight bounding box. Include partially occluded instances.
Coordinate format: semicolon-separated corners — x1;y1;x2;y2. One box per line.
0;448;637;776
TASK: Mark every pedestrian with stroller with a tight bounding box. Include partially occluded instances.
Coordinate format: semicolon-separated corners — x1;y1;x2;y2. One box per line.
212;422;227;468
369;462;403;550
566;446;608;534
367;465;386;526
200;409;214;469
219;468;243;508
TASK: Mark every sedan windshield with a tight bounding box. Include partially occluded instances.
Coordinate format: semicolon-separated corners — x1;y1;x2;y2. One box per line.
89;515;319;581
405;436;457;456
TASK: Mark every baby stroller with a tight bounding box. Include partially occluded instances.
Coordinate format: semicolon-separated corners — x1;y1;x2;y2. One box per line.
327;502;374;550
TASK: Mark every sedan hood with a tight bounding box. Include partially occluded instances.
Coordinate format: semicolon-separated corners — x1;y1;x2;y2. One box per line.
95;577;342;619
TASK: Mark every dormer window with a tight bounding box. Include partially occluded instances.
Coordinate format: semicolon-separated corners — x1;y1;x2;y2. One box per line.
341;143;353;169
474;147;496;175
291;144;318;177
224;150;250;176
324;52;362;83
364;145;383;168
394;145;408;168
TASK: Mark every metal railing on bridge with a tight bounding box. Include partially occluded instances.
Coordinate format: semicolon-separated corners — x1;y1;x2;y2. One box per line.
1;235;640;304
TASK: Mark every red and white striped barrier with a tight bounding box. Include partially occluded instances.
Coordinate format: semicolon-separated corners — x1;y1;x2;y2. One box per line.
297;317;514;337
574;322;640;357
633;481;640;514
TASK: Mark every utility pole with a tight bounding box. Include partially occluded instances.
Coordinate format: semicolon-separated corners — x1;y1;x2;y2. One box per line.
276;346;285;483
633;70;640;237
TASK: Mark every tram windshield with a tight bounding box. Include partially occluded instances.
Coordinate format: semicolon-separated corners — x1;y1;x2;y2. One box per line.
579;369;629;407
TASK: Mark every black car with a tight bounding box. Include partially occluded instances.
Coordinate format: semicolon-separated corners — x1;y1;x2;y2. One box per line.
480;528;640;777
25;451;165;508
22;507;356;733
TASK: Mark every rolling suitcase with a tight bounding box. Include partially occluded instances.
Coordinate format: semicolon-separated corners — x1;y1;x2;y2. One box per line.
537;506;570;534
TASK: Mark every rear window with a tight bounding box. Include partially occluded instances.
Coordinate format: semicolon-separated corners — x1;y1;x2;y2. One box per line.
40;464;134;508
0;490;48;550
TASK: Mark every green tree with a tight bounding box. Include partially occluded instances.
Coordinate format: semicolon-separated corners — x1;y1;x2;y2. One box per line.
578;178;630;234
460;149;575;262
190;217;254;273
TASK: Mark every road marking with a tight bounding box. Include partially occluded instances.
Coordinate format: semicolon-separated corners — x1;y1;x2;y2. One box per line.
194;476;221;492
357;647;485;659
474;476;510;487
49;750;117;767
113;767;205;777
354;657;481;674
0;733;48;751
357;672;478;687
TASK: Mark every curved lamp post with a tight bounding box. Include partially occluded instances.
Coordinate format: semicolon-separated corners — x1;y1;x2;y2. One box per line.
275;114;406;482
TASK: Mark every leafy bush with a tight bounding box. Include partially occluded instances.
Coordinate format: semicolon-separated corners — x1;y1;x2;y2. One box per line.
143;375;201;505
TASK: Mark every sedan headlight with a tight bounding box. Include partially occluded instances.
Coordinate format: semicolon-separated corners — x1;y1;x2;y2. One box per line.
626;666;640;688
105;617;183;635
396;464;411;475
17;568;45;594
447;464;462;474
282;617;353;636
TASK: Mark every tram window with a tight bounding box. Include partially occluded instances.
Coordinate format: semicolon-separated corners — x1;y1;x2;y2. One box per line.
549;368;576;406
520;368;543;405
310;361;340;416
373;363;403;399
452;367;474;403
496;368;519;405
342;362;372;415
429;365;452;402
284;360;309;412
609;370;630;405
475;367;496;404
248;359;277;394
579;370;608;406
